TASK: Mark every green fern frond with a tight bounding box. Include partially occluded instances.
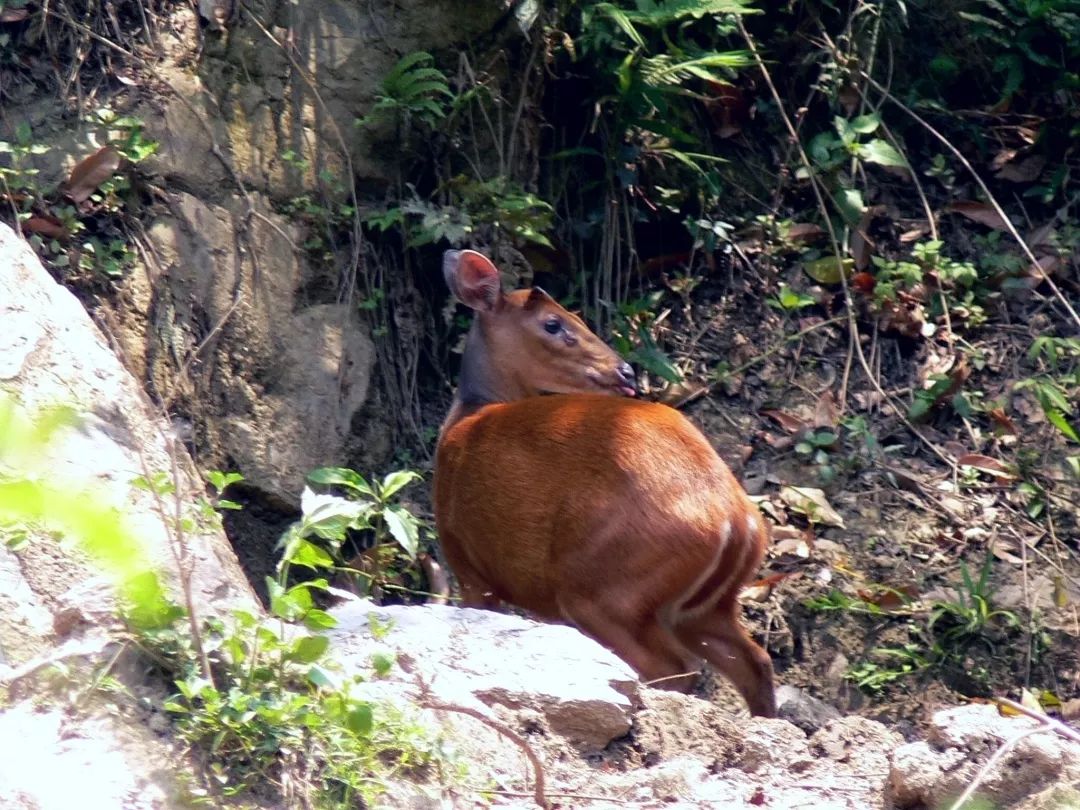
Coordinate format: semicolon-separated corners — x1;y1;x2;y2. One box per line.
640;51;753;86
624;0;760;28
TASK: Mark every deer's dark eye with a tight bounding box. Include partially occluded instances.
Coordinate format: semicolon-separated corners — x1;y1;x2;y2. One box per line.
543;318;562;335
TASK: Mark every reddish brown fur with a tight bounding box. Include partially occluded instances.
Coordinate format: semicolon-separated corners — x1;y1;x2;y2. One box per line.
435;250;776;717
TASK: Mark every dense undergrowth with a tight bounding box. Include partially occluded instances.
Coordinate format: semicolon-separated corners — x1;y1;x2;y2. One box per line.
1;0;1078;795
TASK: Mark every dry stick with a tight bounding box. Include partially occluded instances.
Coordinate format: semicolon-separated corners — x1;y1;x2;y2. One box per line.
946;734;1045;810
989;699;1080;747
506;31;542;174
1017;523;1034;688
132;438;214;685
420;696;549;809
860;71;1080;332
737;18;959;473
945;710;1080;810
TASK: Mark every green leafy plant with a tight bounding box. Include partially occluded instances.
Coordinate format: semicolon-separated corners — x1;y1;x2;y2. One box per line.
610;291;682;384
872;240;985;327
1017;335;1080;443
360;51;454;130
766;283;817;314
289;467;426;601
365;178;555;250
926;555;1021;654
806;113;908;175
577;0;757;175
0;120;51;200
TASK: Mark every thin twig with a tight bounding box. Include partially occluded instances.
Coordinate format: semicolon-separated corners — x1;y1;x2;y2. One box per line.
992;697;1080;745
945;727;1054;810
422;695;550;809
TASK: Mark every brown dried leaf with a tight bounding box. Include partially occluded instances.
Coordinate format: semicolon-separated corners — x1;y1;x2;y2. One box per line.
1028;255;1061;280
65;146;122;204
1026;222;1057;252
761;409;809;435
899;224;931;243
779;485;845;528
0;7;29;21
22;215;68;239
1061;698;1080;722
813;390;840;429
659;381;708;408
853;389;885;410
849;227;872;271
742;572;801;602
856;583;918;610
787;222;826;244
995;154;1045;184
956;453;1018;481
769;524;807;543
988;407;1018;435
759;431;794;451
946;201;1011;231
883;465;926;495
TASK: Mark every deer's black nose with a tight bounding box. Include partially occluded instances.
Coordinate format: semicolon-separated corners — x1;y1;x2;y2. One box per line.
617;362;637;389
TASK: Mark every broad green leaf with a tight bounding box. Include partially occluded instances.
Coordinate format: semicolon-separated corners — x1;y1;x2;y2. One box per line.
859;139;908;168
307;467;375;497
346;703;374;736
835;188;865;226
307;665;337;690
380;470;421;500
303;609;339;631
849;113;882;134
371;651;395;676
383;504;420;559
290;539;336;570
206;470;244;493
289;635;330;664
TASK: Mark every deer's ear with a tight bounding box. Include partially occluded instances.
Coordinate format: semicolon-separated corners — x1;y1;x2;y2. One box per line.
523;286;555;311
444;250;502;312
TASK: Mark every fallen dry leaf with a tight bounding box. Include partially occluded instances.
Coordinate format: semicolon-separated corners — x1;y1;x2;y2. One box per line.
1061;698;1080;722
899;223;931;243
779;485;846;528
1026;222;1057;252
786;222;826;244
761;409;809;435
742;571;802;602
956;453;1018;481
988;407;1018;435
946;201;1011;231
773;536;814;558
995;154;1045;184
1028;254;1061;280
856;583;918;610
65;146;122;204
813;390;840;429
22;215;68;239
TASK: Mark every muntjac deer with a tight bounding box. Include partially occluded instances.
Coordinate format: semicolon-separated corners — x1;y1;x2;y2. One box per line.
434;249;776;717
